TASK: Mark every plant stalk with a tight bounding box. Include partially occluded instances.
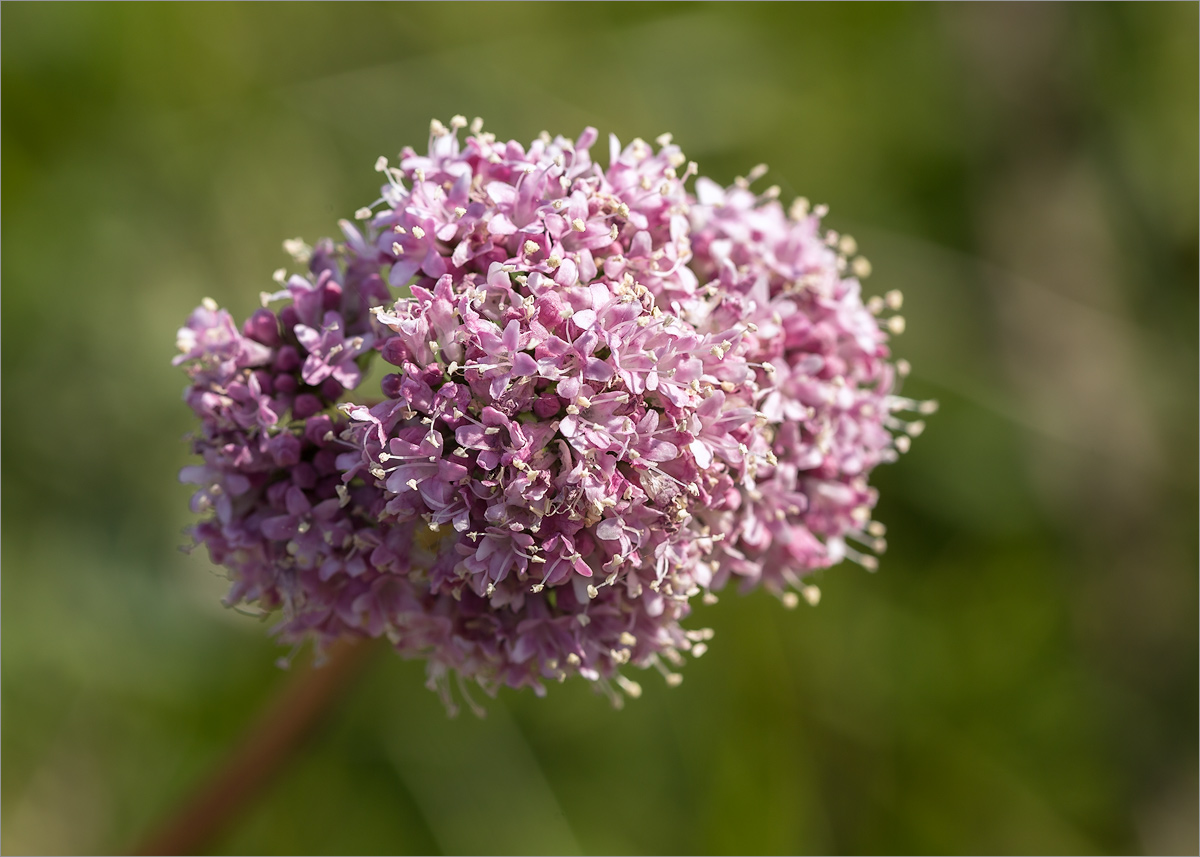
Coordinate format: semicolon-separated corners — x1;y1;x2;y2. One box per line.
134;637;377;855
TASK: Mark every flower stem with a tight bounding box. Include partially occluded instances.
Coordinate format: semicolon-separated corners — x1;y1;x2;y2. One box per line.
134;637;378;855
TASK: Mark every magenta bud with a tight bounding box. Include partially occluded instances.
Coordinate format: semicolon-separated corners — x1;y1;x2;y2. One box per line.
274;345;301;374
305;415;335;446
252;370;274;395
322;281;344;311
268;433;302;467
319;377;344;400
381;338;407;366
243;309;282;347
533;394;561;419
381;373;404;399
279;305;299;330
292;393;323;419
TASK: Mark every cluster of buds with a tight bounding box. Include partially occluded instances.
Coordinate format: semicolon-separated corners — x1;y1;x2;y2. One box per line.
175;118;932;709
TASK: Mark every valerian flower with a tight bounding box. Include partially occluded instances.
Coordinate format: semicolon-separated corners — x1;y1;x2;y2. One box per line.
175;117;933;711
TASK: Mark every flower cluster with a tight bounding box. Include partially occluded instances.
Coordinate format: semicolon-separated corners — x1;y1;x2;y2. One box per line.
176;118;931;708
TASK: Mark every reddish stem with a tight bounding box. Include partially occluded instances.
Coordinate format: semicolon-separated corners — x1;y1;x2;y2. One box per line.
134;637;377;855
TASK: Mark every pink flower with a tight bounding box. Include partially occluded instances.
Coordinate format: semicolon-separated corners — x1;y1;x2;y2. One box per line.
175;118;933;708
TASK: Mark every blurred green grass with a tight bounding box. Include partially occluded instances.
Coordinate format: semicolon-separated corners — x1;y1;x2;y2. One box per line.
3;3;1196;854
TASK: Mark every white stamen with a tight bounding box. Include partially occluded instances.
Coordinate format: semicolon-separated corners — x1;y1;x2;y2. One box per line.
283;238;311;263
615;675;643;698
789;197;811;220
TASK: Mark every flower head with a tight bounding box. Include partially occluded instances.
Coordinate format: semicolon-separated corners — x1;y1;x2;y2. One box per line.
176;118;932;708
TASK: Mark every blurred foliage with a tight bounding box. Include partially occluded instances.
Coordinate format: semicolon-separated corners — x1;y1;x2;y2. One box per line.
3;3;1196;854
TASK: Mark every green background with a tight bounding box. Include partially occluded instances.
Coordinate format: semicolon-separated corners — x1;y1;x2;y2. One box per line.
3;3;1196;854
